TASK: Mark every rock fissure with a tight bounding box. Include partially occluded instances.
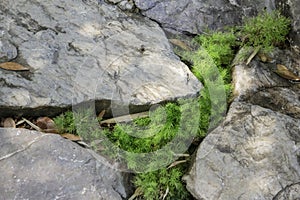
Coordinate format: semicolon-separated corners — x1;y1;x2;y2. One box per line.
273;182;300;200
0;134;45;162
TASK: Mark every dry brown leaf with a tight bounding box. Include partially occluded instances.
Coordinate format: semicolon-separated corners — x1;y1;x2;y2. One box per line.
36;117;56;130
257;53;273;63
3;118;16;128
259;54;267;62
0;62;29;71
61;133;82;141
275;64;300;81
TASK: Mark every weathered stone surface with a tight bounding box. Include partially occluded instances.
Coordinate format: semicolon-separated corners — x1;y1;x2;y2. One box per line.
106;0;136;11
133;0;300;59
0;39;18;62
184;49;300;199
0;128;132;200
0;0;201;117
232;49;300;118
133;0;275;34
118;0;135;11
184;102;300;199
273;182;300;200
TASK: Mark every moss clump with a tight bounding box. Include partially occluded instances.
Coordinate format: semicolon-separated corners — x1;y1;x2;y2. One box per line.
194;31;237;67
240;10;291;51
53;111;76;134
134;167;192;200
53;101;197;199
104;101;198;199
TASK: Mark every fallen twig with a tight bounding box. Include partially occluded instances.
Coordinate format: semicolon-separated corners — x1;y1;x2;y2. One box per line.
167;160;187;169
246;46;261;65
22;118;41;132
100;111;149;125
128;187;143;200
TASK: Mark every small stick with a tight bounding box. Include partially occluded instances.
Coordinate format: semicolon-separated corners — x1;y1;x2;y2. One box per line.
22;118;41;132
100;111;149;125
246;46;261;65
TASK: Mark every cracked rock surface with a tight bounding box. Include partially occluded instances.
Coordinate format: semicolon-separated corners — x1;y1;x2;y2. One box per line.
184;49;300;199
0;0;201;117
133;0;275;34
0;128;131;200
133;0;300;50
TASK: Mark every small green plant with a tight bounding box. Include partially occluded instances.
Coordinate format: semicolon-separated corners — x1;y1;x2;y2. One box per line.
134;166;192;200
53;111;76;134
241;10;290;51
53;102;197;200
108;103;181;154
189;48;232;137
184;10;291;138
104;101;197;199
194;31;237;67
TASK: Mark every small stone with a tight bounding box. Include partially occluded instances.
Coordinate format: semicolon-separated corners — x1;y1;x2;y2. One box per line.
3;118;16;128
118;0;134;11
36;117;56;130
258;53;268;62
275;64;300;81
258;53;273;63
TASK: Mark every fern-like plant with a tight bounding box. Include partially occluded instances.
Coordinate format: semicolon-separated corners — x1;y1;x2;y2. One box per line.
241;10;290;51
194;31;237;67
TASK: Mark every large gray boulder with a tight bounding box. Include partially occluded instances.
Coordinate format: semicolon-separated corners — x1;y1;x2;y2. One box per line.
133;0;275;34
185;102;300;200
133;0;300;50
184;49;300;199
184;101;300;199
0;0;201;117
0;128;131;200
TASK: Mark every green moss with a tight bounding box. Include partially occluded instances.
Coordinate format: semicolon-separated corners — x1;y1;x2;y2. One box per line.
108;103;180;153
194;31;237;67
134;167;192;200
241;10;290;51
53;111;76;134
53;101;197;199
